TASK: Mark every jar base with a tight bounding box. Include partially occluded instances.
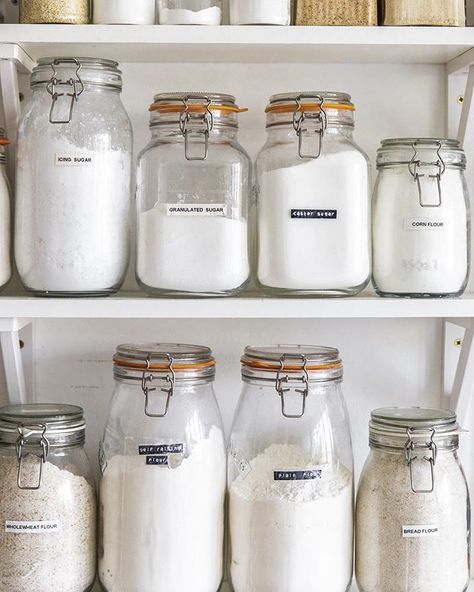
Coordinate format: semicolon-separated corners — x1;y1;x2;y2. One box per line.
257;278;370;298
375;289;466;299
23;287;119;298
137;278;249;298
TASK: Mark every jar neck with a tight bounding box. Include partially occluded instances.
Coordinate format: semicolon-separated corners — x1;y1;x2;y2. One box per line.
150;124;239;141
266;124;354;141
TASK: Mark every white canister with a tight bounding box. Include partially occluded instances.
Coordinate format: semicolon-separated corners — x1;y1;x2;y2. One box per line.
230;0;291;24
93;0;156;24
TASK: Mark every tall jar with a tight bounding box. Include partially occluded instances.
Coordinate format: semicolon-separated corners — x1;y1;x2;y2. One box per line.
15;57;132;296
295;0;377;25
0;404;96;591
229;0;291;25
228;345;354;592
99;343;226;592
356;407;470;592
381;0;465;26
256;93;371;296
94;0;156;24
136;93;250;297
372;138;470;297
0;129;11;291
157;0;222;24
20;0;89;23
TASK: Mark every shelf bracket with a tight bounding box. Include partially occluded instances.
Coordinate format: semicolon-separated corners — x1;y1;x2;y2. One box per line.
0;318;32;405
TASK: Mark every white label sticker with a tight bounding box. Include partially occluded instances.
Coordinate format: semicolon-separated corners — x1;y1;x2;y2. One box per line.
55;153;94;166
5;520;61;534
166;204;227;217
402;525;439;538
404;217;447;231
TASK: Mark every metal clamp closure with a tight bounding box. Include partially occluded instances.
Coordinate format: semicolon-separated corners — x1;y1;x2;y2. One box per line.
408;141;446;208
141;355;176;418
292;94;327;160
46;58;85;125
275;354;309;419
178;95;214;161
15;424;50;490
404;427;438;494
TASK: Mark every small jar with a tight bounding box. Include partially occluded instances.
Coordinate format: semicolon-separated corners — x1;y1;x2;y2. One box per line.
229;345;354;592
0;404;96;591
356;407;470;592
158;0;222;24
20;0;89;23
381;0;465;26
230;0;291;25
15;57;133;297
94;0;156;24
0;130;11;291
256;92;371;296
296;0;377;25
99;343;226;592
372;138;470;298
136;93;250;297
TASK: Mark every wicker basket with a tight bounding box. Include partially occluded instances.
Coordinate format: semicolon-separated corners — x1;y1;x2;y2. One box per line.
295;0;377;26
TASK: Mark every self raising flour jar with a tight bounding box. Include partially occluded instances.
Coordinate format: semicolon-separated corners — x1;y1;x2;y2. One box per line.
15;57;132;296
372;139;470;297
229;346;354;592
0;130;11;291
256;93;371;296
136;93;250;297
356;407;470;592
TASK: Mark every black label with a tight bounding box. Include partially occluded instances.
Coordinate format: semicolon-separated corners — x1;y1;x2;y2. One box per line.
291;209;337;220
139;444;184;455
146;455;169;466
274;470;322;481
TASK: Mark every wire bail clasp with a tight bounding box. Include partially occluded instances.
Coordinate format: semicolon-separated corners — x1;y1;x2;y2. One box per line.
15;424;50;490
141;355;176;418
46;58;85;125
275;354;309;419
404;427;438;494
179;94;214;161
293;94;327;160
408;141;446;208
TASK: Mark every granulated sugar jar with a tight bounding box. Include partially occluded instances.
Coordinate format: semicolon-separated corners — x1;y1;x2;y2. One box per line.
356;407;470;592
0;404;96;591
256;93;371;296
157;0;222;24
228;345;354;592
15;57;132;296
99;343;226;592
0;130;11;292
136;93;250;297
372;139;470;297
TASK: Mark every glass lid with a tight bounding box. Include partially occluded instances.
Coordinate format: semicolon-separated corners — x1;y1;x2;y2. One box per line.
0;403;84;425
242;344;342;375
372;407;457;429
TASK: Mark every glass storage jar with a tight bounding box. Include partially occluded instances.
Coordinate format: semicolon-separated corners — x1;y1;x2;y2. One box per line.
229;345;354;592
230;0;291;25
20;0;89;23
372;138;470;298
0;130;11;292
256;92;371;296
158;0;222;24
94;0;156;24
381;0;465;26
356;407;470;592
15;57;132;297
99;343;226;592
296;0;377;25
0;404;96;592
136;93;250;297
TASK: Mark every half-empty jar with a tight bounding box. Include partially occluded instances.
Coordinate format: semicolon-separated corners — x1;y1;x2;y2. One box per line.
99;343;226;592
157;0;222;24
0;404;96;591
0;130;11;292
372;139;470;297
256;93;371;296
15;57;132;296
136;93;251;296
356;407;470;592
229;345;354;592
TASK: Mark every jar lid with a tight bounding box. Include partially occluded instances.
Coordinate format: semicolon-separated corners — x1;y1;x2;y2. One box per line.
31;57;123;90
377;138;466;169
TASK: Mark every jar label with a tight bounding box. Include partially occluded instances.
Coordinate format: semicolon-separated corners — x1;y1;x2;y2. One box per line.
146;455;169;466
5;520;61;534
55;153;94;166
290;209;337;220
139;444;184;455
404;217;447;231
166;204;228;217
274;469;322;481
402;525;439;538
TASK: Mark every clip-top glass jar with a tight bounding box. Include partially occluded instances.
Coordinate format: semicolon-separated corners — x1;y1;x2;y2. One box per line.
256;93;371;296
228;345;354;592
0;129;11;292
99;343;226;592
20;0;90;23
158;0;222;24
356;407;470;592
15;57;132;297
381;0;465;26
0;404;96;591
372;139;470;298
136;93;251;297
229;0;291;25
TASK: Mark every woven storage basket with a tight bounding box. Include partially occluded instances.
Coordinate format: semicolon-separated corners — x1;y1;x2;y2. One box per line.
295;0;377;25
382;0;465;26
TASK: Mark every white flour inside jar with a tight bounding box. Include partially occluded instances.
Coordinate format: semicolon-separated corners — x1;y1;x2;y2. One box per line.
159;6;222;24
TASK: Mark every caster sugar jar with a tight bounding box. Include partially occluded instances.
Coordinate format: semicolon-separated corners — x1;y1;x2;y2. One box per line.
255;92;371;296
228;345;354;592
355;407;470;592
0;404;97;592
99;343;226;592
372;138;470;297
136;93;251;297
15;57;132;297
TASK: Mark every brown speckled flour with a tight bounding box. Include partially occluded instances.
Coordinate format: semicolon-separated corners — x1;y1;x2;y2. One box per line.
383;0;465;26
296;0;377;25
20;0;90;23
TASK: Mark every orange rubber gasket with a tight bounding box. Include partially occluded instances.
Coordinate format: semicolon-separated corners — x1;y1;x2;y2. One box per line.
114;357;216;371
265;103;355;114
149;103;249;114
242;359;343;372
0;139;10;145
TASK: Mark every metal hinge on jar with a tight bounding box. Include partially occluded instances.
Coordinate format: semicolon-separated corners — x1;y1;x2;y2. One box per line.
179;95;214;161
408;141;446;208
275;354;309;419
141;355;176;418
15;424;50;490
404;427;438;494
46;58;85;125
293;94;327;160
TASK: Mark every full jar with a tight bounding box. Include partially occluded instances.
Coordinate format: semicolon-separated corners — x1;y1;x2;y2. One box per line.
157;0;222;24
15;57;132;296
0;404;96;592
229;0;291;25
136;93;250;297
99;343;226;592
20;0;89;23
93;0;156;24
229;345;354;592
356;407;470;592
295;0;377;25
372;139;470;298
381;0;465;26
256;93;371;296
0;130;11;291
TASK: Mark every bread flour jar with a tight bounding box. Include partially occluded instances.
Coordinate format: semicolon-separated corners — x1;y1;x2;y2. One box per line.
372;138;470;297
255;92;371;296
